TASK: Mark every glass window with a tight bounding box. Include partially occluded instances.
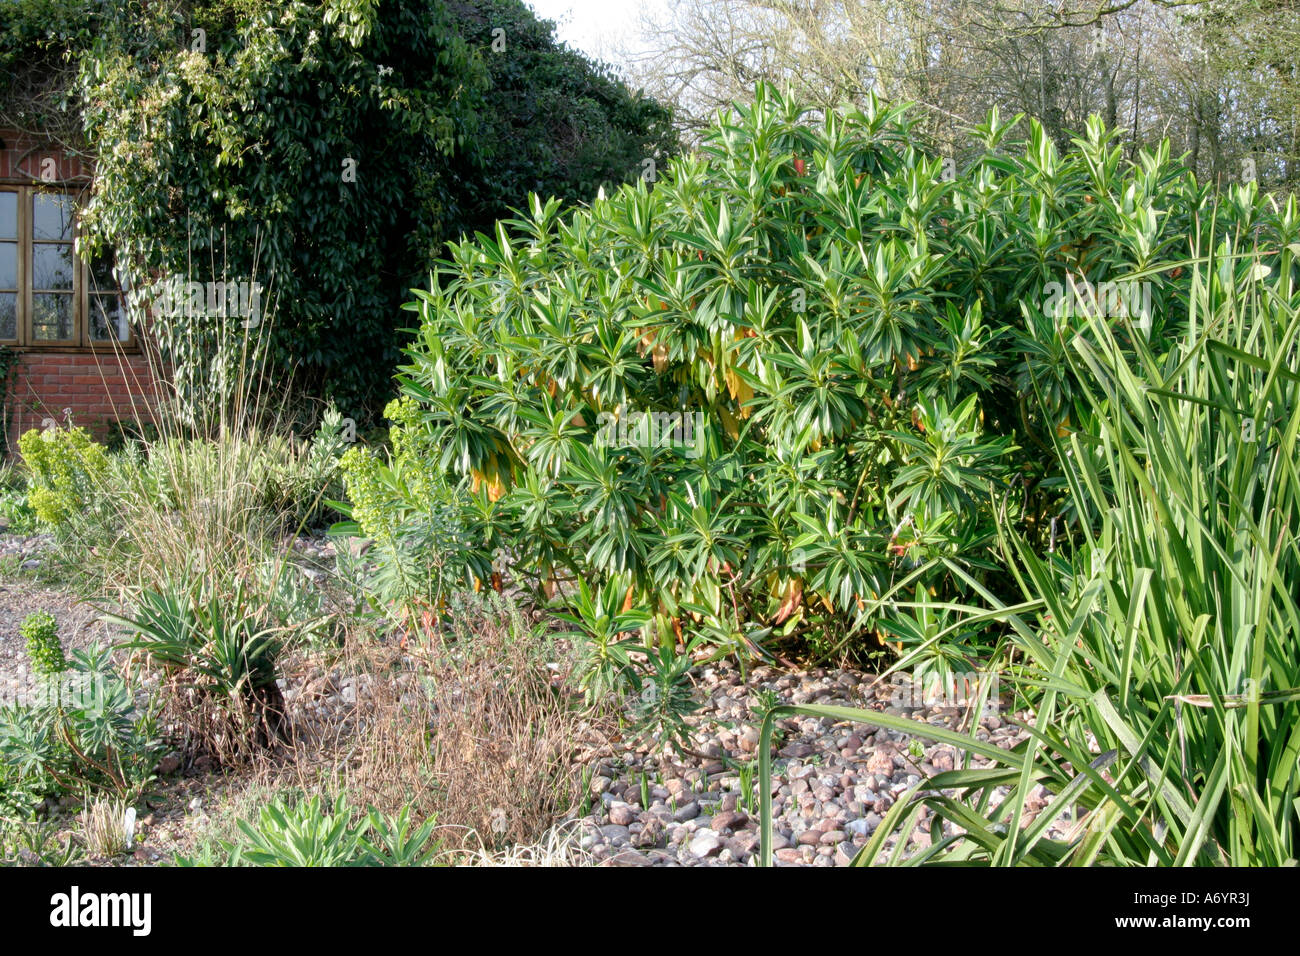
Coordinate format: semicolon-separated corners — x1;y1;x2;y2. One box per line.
89;294;129;342
0;241;15;287
0;191;16;240
32;193;75;240
0;292;16;340
88;247;129;342
0;187;130;347
32;293;74;340
0;191;15;342
32;242;75;290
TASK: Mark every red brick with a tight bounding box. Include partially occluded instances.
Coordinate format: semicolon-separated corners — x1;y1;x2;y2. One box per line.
5;350;164;454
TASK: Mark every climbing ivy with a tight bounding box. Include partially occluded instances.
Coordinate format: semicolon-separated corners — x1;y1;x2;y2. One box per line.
33;0;676;423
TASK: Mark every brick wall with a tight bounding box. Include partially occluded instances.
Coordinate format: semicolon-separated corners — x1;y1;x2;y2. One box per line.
4;350;162;450
0;129;92;187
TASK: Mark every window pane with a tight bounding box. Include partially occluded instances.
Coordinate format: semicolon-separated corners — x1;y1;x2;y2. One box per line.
0;192;15;240
0;242;14;287
32;242;74;290
90;294;129;342
32;193;75;241
0;291;15;339
32;292;73;340
88;248;120;294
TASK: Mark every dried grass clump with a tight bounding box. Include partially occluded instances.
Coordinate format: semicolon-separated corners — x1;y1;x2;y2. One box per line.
314;593;596;853
457;821;592;867
82;796;131;858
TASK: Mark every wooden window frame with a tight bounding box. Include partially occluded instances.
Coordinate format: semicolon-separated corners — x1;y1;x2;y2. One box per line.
0;183;135;352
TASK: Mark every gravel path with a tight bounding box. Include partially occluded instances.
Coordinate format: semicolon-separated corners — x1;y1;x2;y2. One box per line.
0;535;117;707
567;662;1055;867
1;531;1065;867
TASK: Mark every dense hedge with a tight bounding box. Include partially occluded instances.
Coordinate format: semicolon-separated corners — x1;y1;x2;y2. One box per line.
358;86;1297;666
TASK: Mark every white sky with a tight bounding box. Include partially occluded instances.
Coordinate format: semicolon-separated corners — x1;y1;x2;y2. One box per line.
525;0;665;66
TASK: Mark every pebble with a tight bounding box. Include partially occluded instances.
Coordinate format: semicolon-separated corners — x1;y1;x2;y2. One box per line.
606;849;653;866
711;809;747;831
688;830;722;858
599;824;631;845
672;801;700;822
157;754;181;775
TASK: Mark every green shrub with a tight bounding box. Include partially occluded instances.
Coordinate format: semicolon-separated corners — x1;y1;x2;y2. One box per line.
554;574;701;753
105;567;296;764
556;574;651;704
0;486;38;535
17;425;110;529
0;645;160;800
0;464;37;535
31;404;359;599
126;407;352;533
336;396;476;627
106;572;289;761
290;403;354;527
0;812;81;867
20;611;65;677
378;86;1294;667
65;0;674;420
178;793;442;867
102;418;160;454
0;463;23;492
256;558;337;650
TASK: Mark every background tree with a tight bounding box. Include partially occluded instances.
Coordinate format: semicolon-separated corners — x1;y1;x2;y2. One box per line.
625;0;1297;188
444;0;677;227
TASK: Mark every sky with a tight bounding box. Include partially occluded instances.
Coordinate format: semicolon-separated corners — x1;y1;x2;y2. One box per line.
524;0;664;66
